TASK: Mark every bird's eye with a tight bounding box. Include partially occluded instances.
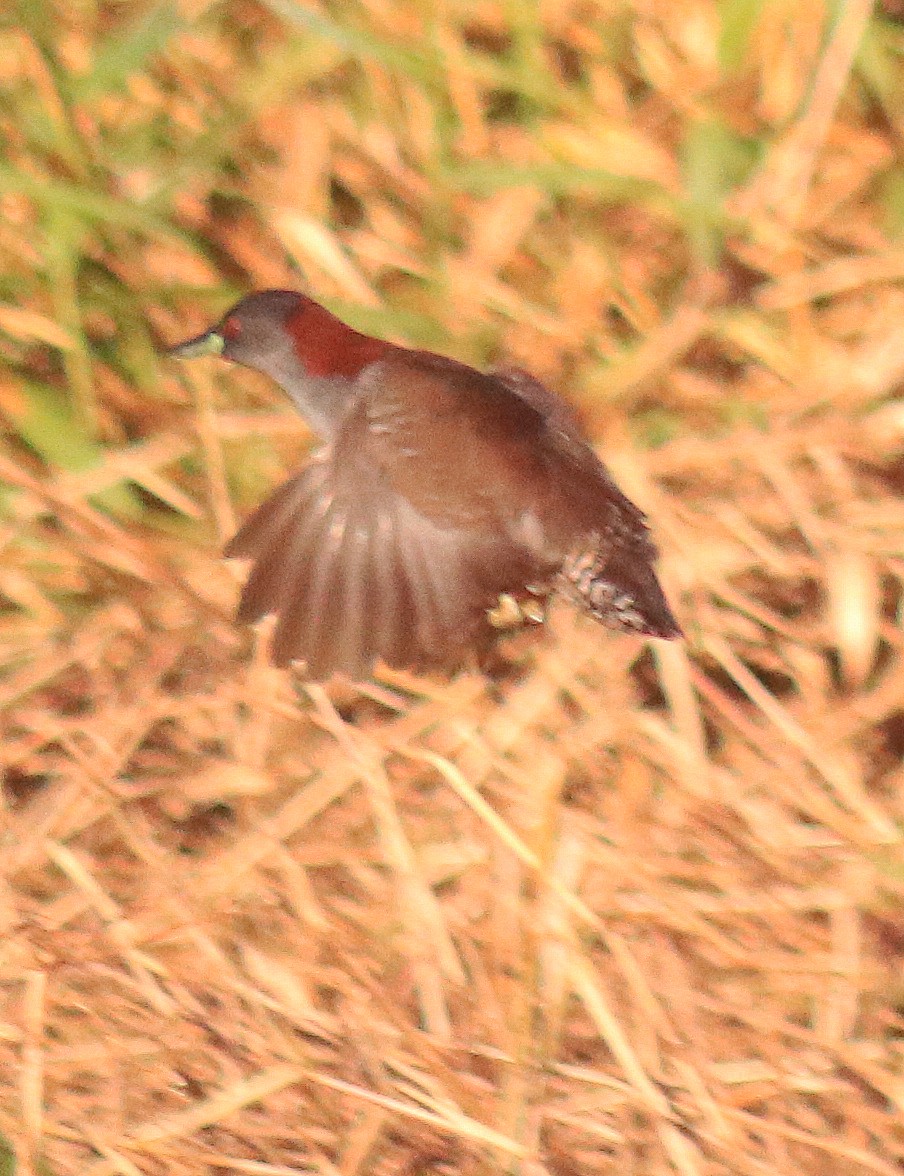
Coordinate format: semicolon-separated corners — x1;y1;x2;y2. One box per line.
222;315;242;341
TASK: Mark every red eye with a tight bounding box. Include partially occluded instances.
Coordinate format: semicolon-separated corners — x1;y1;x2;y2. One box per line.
222;315;242;341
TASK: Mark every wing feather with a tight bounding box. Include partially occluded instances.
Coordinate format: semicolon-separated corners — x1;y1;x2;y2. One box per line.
223;445;505;677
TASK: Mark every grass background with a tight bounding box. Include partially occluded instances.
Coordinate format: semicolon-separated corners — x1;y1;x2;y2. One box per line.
3;0;904;1172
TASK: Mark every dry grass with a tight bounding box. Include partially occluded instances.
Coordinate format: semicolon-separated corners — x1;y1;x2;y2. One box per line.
3;0;904;1172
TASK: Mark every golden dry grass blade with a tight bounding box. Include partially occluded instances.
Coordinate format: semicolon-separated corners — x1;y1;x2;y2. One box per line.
5;2;904;1174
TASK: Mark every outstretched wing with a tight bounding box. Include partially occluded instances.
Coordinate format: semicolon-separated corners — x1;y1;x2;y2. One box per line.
224;446;537;679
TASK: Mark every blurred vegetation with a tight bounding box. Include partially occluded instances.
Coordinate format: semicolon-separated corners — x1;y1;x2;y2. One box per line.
3;1;904;1174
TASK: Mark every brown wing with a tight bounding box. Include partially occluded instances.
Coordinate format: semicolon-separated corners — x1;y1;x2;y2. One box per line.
487;365;679;637
357;352;556;531
364;353;657;562
360;353;678;639
223;422;538;679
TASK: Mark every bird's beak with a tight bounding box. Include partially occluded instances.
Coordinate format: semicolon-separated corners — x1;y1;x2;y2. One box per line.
168;329;226;360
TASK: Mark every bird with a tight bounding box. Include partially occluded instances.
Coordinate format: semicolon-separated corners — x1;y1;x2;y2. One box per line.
169;289;680;680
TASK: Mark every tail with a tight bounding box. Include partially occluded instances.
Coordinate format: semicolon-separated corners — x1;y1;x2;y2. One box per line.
562;543;681;639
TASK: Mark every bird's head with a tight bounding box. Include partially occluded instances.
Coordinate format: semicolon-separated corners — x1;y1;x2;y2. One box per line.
168;289;389;381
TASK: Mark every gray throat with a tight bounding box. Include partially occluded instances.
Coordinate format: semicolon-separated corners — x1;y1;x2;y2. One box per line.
249;345;359;441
